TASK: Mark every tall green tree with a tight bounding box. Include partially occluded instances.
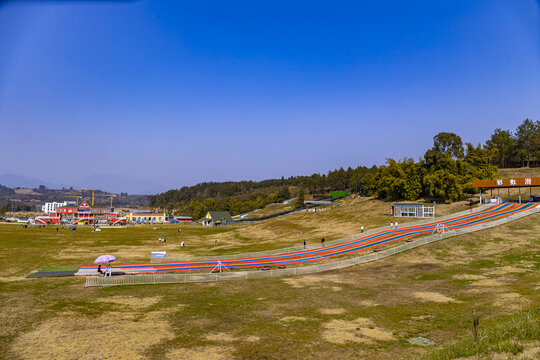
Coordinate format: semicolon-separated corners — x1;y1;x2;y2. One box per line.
423;170;463;203
295;189;305;208
460;143;498;194
424;132;464;171
371;158;423;201
485;128;515;168
462;143;498;180
515;119;540;167
276;187;291;202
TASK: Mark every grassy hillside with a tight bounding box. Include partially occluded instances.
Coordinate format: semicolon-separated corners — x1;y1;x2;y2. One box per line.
244;202;296;219
191;197;476;256
0;205;538;359
498;167;540;178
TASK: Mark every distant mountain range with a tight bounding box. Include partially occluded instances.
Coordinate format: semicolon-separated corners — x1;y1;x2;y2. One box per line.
0;174;62;190
0;173;164;195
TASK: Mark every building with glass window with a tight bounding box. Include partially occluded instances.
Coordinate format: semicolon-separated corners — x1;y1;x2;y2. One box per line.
41;201;76;213
125;211;167;224
49;200;120;224
392;203;435;218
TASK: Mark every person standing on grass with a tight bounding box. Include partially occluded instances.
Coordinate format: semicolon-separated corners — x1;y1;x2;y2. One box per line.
395;221;398;229
390;222;394;229
181;240;184;247
321;237;325;247
361;225;364;233
303;239;306;249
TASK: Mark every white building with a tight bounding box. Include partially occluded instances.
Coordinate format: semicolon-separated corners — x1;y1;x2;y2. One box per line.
42;201;76;214
392;203;435;218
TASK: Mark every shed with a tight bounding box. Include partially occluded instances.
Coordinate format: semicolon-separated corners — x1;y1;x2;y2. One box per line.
201;211;234;226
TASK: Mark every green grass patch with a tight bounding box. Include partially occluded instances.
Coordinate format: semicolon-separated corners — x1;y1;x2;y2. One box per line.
418;309;540;360
39;267;78;272
0;203;538;360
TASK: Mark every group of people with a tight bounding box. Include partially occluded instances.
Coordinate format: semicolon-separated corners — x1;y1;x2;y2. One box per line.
158;237;167;243
302;237;326;249
390;221;399;229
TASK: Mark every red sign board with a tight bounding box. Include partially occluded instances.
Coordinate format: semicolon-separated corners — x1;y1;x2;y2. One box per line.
472;177;540;188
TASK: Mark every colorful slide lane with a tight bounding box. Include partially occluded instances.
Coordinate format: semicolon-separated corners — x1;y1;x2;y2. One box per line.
79;203;536;275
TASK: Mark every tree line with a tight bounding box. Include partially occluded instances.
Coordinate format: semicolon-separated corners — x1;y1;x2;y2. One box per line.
149;119;538;218
0;201;34;215
485;119;540;168
148;166;378;219
372;132;498;202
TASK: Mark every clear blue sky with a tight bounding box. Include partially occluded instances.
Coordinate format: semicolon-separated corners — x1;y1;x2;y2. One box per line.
0;0;539;194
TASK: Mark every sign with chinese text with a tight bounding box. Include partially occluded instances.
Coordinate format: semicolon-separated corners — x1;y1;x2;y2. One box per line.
472;177;540;188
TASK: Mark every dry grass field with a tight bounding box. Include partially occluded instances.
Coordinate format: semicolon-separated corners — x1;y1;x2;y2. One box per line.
1;195;539;359
246;203;296;219
498;167;540;179
185;197;477;258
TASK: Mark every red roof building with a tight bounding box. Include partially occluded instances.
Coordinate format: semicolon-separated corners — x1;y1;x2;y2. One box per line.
52;201;119;224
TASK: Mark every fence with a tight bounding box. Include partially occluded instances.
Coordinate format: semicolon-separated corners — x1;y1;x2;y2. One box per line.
85;205;538;287
151;204;492;263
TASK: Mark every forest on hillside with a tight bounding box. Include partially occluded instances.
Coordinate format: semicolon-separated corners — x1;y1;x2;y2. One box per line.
149;119;539;218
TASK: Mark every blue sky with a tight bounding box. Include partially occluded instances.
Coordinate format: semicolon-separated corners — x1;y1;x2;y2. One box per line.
0;0;539;194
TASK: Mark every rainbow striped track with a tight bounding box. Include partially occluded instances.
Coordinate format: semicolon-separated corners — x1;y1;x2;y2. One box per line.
79;203;536;275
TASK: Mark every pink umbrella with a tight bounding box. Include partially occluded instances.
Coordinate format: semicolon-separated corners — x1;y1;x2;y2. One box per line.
93;255;117;264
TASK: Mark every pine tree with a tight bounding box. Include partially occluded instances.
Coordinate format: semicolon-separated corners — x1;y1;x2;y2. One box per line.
295;189;305;208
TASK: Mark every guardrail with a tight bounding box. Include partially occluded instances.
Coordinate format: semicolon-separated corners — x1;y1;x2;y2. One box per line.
85;205;538;287
151;204;492;263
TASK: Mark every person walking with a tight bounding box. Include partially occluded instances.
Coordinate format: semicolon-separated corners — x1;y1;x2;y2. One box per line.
390;222;394;229
361;225;364;233
395;221;398;229
321;237;325;247
181;240;185;247
303;239;306;249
